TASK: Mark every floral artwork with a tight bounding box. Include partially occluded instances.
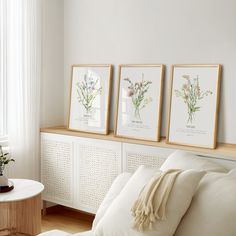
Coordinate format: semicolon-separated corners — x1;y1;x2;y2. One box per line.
124;73;152;120
76;73;102;114
167;65;221;149
116;65;164;141
174;75;212;123
69;65;111;134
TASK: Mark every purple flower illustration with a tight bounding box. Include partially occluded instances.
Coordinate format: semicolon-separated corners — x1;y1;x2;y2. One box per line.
77;74;102;113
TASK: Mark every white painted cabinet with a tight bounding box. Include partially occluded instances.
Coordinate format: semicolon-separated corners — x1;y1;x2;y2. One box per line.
41;132;174;213
41;133;122;213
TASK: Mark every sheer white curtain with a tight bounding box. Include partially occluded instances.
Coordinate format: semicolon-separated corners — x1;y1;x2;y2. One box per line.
0;0;7;142
5;0;42;180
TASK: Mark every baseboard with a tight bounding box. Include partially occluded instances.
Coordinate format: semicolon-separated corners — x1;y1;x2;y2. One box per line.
43;204;95;223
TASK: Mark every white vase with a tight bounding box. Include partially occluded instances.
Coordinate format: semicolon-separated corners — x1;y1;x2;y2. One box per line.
0;175;9;187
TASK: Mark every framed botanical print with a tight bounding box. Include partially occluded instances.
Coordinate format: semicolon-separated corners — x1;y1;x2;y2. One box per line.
68;65;112;134
115;64;164;141
167;64;222;149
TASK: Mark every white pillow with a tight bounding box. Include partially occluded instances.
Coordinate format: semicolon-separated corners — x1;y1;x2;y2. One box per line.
174;169;236;236
94;166;205;236
73;231;93;236
92;172;132;229
161;150;227;173
38;230;71;236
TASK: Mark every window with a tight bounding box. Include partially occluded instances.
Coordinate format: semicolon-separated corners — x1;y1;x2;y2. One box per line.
0;0;7;144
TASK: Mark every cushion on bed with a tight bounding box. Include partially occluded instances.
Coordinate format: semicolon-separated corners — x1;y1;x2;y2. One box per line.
92;172;132;229
160;150;227;172
94;165;205;236
174;168;236;236
38;230;93;236
37;230;71;236
73;231;93;236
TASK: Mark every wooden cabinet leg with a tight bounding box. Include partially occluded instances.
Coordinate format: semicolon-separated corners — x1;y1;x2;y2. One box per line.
42;200;47;216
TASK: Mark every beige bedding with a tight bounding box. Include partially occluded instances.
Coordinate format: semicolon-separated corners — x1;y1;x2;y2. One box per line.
38;230;93;236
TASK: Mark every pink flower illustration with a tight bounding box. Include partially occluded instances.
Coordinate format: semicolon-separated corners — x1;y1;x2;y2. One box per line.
124;73;152;120
127;88;134;97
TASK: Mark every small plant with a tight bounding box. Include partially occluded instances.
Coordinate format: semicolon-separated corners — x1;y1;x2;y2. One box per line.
124;73;152;120
76;73;102;114
175;75;212;123
0;145;14;176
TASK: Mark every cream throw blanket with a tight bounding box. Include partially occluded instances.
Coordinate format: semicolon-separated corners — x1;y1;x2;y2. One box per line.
131;169;181;231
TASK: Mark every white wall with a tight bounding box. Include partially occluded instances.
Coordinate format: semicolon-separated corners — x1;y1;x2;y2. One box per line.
63;0;236;144
41;0;64;127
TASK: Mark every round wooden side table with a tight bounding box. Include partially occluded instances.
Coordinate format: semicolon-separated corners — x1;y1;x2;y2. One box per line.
0;179;44;236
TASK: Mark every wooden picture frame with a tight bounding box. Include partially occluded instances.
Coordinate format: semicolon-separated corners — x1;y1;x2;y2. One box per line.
68;64;112;135
115;64;164;141
167;64;222;149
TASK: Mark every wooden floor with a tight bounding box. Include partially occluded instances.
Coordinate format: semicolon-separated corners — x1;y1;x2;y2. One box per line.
41;206;94;234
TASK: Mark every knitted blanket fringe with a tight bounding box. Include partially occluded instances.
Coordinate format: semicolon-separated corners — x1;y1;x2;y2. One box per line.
131;169;181;231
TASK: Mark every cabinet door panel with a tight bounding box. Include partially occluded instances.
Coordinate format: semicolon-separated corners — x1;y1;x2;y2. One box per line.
41;133;73;206
73;137;122;214
123;143;174;173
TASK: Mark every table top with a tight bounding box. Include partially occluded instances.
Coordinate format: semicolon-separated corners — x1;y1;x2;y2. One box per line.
0;179;44;202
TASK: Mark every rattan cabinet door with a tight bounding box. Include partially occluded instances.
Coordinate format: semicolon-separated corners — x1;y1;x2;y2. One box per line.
41;133;73;206
73;137;122;214
122;143;174;173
